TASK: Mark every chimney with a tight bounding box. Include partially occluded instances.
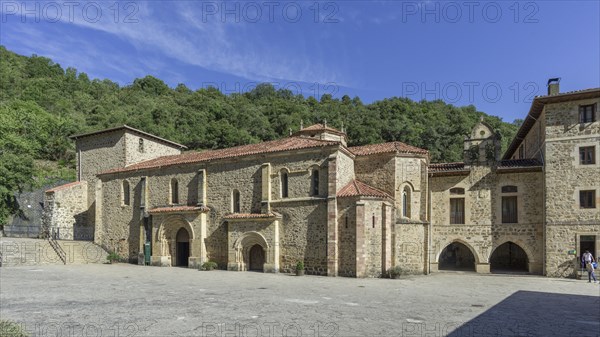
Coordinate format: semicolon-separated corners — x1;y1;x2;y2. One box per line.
547;78;560;95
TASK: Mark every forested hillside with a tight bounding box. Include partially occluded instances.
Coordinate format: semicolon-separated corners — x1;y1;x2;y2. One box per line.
0;46;520;224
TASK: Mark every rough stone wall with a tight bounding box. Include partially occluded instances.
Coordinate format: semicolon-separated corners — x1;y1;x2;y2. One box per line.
395;156;428;221
44;182;89;240
544;98;600;139
77;130;126;231
123;132;182;166
337;198;357;277
275;201;328;275
354;154;395;195
545;224;600;277
335;151;355;192
430;167;544;273
543;98;600;276
269;152;330;200
392;223;426;274
362;200;383;277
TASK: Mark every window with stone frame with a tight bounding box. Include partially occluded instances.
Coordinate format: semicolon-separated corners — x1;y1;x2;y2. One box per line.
170;178;179;204
232;189;241;213
138;138;145;152
449;187;465;224
501;186;518;223
281;170;289;198
580;190;596;209
579;104;596;123
311;169;319;196
122;180;130;206
579;146;596;165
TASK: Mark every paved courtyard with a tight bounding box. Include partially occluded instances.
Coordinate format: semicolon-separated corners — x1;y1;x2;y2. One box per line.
1;264;599;337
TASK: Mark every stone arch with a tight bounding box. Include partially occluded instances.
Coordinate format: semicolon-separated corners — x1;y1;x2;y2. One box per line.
233;231;270;271
436;239;480;269
156;215;195;258
489;239;534;264
489;240;532;272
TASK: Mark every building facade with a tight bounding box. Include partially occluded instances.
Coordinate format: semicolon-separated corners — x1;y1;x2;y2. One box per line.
44;82;599;278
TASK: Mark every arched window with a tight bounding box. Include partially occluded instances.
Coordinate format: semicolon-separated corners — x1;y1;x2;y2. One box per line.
138;138;144;152
122;180;130;206
311;169;319;196
402;186;411;218
170;178;179;204
232;189;241;213
281;170;289;198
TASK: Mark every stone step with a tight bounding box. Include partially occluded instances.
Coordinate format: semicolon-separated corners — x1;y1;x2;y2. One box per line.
0;238;109;266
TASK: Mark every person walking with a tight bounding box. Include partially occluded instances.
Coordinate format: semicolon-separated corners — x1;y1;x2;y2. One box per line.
582;250;597;283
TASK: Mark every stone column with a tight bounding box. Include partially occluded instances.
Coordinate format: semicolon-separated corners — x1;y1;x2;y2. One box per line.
261;163;272;213
355;201;366;277
326;155;338;276
381;202;392;275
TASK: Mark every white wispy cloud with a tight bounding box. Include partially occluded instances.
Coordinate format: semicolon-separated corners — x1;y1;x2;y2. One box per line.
52;1;344;85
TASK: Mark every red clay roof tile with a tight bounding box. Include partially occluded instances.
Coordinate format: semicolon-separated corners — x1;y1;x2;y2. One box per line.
337;180;392;199
223;212;279;219
148;206;209;214
349;142;428;156
99;136;339;175
45;181;84;193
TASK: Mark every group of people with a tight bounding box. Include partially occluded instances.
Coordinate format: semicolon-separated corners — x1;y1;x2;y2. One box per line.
581;250;598;283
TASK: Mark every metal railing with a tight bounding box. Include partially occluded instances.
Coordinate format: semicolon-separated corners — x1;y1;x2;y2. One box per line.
48;236;67;265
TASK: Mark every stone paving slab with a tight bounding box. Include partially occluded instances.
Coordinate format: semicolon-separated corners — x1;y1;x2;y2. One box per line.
1;264;599;337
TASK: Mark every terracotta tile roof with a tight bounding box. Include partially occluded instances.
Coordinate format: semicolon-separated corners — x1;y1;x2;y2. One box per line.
338;180;392;199
45;181;84;193
349;141;428;156
148;206;209;214
429;162;467;172
498;159;543;168
99;136;339;175
223;212;280;219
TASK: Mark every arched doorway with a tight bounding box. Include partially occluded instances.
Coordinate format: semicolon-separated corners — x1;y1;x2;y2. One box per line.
490;242;528;272
439;242;476;271
176;227;190;267
248;244;265;271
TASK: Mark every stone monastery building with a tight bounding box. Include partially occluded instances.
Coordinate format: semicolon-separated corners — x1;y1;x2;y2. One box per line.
44;80;599;278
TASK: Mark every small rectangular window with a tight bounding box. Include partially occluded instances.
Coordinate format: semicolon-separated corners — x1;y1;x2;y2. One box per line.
450;198;465;224
580;190;596;209
579;104;596;123
502;196;518;223
579;146;596;165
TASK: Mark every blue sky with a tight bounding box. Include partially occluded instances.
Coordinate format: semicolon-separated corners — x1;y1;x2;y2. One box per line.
1;0;599;122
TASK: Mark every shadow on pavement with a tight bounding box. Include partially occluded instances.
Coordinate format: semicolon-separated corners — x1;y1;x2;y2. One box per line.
447;290;600;337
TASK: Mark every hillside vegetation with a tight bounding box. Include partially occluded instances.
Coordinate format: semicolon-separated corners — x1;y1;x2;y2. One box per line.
0;46;519;224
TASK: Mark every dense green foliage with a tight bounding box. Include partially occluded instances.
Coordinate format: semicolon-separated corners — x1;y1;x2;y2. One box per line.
0;46;519;224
